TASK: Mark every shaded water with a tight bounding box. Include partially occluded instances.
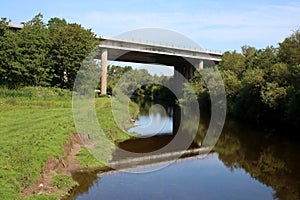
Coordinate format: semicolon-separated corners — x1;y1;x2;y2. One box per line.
69;103;300;200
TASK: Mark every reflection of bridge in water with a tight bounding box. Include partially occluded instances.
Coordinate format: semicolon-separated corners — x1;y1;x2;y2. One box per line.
109;147;211;171
98;37;222;95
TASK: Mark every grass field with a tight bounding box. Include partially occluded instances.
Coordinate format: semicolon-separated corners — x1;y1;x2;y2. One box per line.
0;87;137;199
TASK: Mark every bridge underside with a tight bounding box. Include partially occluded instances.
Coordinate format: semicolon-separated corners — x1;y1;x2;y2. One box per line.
106;49;217;68
99;48;219;95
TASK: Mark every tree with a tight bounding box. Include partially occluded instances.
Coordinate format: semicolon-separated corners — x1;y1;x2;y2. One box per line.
279;29;300;66
106;65;133;94
0;18;21;88
48;18;98;89
217;51;246;78
0;14;98;89
0;18;10;35
17;13;52;86
241;45;257;69
253;46;278;70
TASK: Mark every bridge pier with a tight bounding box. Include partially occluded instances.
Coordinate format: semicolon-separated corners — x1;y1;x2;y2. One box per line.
172;62;203;137
173;62;201;97
101;49;108;95
198;60;204;70
174;60;204;82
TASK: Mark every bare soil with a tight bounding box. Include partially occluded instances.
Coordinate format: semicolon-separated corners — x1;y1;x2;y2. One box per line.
21;133;84;197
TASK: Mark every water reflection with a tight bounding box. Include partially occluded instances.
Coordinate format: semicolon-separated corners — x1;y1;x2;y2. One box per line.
74;154;275;200
214;121;300;200
69;103;300;200
128;103;173;137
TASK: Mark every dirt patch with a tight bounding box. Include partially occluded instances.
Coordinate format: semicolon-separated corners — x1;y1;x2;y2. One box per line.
21;133;84;197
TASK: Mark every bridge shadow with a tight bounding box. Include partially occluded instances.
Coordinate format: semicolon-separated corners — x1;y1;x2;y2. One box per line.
112;133;200;158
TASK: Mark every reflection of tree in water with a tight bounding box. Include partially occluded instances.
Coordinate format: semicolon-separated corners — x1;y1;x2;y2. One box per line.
132;97;175;117
210;121;300;200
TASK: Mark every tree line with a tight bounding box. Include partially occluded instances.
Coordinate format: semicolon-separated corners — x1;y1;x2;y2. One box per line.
189;29;300;132
0;13;98;89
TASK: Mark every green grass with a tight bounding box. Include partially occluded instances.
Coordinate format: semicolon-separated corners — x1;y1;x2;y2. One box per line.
75;95;138;169
75;147;106;169
0;87;138;199
51;174;78;196
23;194;58;200
0;87;75;199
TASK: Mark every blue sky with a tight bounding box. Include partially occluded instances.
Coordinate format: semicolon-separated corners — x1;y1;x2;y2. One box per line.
1;0;300;52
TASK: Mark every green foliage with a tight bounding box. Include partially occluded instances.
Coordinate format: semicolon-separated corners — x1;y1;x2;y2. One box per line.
218;50;245;77
73;53;100;95
18;14;52;87
279;29;300;66
0;13;98;89
112;68;153;95
221;70;242;99
261;82;287;109
48;19;98;89
0;24;21;88
254;46;279;69
0;18;11;34
191;28;300;131
241;45;257;69
106;65;133;94
107;66;174;102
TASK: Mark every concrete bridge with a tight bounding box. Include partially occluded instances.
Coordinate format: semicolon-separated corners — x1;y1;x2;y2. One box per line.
98;37;222;95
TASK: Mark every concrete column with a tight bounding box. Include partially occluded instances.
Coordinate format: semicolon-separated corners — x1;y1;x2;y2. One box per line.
198;60;204;70
101;49;108;95
173;65;185;98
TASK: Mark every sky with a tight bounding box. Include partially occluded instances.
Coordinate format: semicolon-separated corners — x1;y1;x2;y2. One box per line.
1;0;300;75
2;0;300;51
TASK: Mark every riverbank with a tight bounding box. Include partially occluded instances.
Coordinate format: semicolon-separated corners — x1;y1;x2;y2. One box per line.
0;87;138;199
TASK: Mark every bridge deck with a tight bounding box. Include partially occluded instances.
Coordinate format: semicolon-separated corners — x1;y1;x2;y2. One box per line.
98;37;222;63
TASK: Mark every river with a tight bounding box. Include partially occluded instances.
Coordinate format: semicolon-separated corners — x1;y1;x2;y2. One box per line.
69;102;300;200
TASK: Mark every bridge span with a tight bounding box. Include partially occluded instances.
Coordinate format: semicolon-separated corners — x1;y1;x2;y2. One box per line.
97;37;222;95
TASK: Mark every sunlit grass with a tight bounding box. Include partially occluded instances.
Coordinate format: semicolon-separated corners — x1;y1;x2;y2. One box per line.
0;87;75;199
75;96;138;169
0;87;138;199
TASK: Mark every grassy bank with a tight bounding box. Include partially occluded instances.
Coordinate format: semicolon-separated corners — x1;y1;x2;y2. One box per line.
75;95;139;169
0;87;137;199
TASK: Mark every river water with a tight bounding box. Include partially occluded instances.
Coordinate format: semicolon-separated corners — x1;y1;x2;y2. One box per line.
70;103;300;200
